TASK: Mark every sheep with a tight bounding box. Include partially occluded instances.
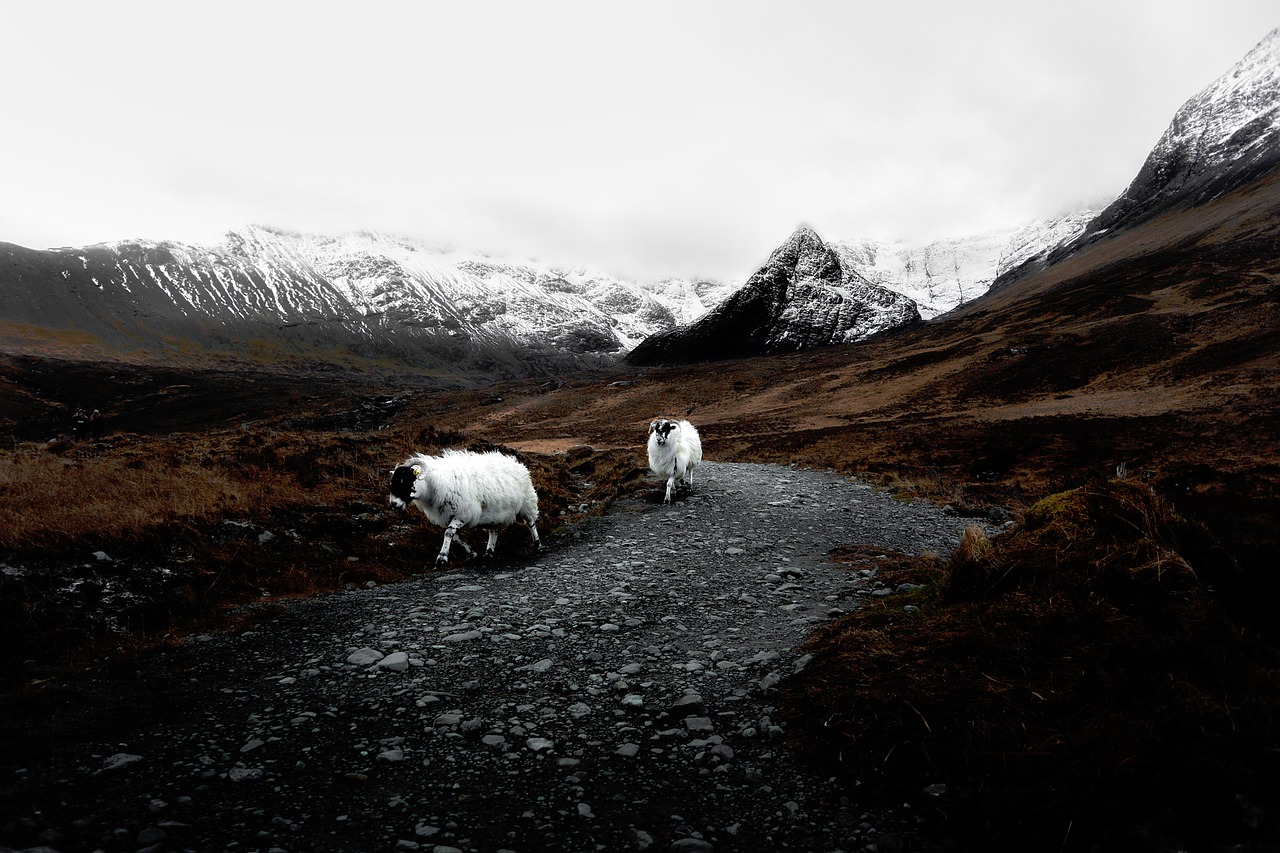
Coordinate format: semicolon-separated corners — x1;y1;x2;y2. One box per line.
389;449;540;566
647;418;703;504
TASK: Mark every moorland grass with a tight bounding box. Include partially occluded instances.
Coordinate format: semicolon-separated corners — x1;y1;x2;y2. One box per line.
0;423;646;688
782;480;1280;851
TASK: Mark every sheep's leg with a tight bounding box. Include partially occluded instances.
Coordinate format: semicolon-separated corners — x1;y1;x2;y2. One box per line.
435;532;453;567
483;529;499;558
436;518;470;566
664;473;677;504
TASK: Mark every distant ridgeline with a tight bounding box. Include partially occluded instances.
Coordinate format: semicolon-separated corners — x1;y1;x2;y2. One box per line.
0;229;732;380
0;218;1080;377
2;31;1275;376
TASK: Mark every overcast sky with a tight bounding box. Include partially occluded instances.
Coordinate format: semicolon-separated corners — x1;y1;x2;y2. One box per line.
2;1;1275;282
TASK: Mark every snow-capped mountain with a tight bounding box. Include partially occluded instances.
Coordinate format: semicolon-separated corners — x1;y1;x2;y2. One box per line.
0;227;734;378
626;226;920;366
1074;27;1280;246
0;212;1093;375
831;207;1099;319
6;31;1275;375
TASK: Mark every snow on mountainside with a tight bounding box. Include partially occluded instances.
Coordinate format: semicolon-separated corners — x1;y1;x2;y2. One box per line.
0;227;735;377
1079;27;1280;240
221;228;730;352
832;207;1100;319
833;31;1280;316
996;207;1104;276
625;209;1099;367
1150;27;1280;177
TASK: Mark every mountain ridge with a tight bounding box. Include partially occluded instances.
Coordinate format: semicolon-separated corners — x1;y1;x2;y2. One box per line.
4;30;1277;375
0;227;736;379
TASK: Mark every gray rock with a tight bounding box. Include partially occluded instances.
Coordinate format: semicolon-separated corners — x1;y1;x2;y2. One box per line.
347;647;384;667
136;827;167;845
378;651;410;671
669;694;707;717
99;753;143;772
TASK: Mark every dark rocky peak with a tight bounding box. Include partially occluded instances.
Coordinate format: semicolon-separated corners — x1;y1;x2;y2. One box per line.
772;225;843;282
626;226;918;366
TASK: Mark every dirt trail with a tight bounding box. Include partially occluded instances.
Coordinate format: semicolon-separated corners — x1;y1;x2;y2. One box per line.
2;462;977;853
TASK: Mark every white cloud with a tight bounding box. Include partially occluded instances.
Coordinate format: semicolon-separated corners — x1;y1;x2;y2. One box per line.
2;0;1276;280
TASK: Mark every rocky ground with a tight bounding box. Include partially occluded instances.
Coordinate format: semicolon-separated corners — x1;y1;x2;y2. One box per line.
0;462;984;853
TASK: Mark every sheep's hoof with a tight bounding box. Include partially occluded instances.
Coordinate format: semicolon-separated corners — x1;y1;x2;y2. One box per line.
435;556;448;567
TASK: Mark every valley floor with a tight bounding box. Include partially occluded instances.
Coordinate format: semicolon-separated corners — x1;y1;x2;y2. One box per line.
1;462;977;853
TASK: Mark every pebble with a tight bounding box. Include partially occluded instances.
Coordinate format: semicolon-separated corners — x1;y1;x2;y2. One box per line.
378;651;410;671
99;753;143;772
347;647;384;666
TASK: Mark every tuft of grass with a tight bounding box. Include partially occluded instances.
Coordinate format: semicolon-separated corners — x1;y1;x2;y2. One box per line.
952;523;992;564
945;480;1236;604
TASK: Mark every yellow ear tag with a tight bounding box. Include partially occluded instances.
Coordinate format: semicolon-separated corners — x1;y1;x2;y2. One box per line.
411;466;421;476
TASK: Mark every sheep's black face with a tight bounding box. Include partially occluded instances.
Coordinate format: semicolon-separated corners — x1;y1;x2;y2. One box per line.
389;465;418;509
649;419;677;446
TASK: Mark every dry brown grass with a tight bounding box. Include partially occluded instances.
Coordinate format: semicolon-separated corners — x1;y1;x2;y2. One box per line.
952;523;992;565
1;449;275;553
782;480;1280;851
0;419;646;689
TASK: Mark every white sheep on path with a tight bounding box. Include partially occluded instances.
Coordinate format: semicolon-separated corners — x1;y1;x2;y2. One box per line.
647;418;703;504
389;449;540;566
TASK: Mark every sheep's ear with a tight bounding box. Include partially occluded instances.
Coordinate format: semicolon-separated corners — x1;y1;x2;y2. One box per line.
648;421;657;432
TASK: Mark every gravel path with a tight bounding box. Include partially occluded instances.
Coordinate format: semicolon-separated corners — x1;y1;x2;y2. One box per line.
4;462;976;853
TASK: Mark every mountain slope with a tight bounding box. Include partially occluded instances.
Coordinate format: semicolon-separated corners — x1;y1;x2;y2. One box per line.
1043;27;1280;266
0;229;732;379
833;207;1099;319
625;226;920;366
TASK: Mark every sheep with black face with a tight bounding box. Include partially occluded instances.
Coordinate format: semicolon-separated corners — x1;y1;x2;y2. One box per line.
647;418;703;504
389;449;540;566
